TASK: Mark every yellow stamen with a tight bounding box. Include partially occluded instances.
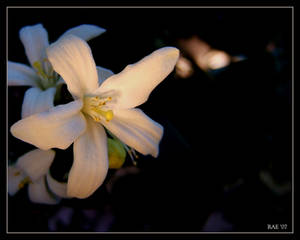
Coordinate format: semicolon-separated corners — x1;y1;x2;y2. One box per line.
83;96;114;122
18;176;32;190
14;171;21;176
33;60;58;89
33;61;48;80
122;144;138;165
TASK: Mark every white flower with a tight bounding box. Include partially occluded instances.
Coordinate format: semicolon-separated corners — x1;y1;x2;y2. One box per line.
11;35;180;199
8;23;106;119
8;149;68;204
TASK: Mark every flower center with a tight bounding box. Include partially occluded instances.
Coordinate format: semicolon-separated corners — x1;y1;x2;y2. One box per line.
33;59;59;90
82;96;114;122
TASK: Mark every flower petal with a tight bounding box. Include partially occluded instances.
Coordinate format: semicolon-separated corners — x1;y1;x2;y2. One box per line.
16;149;55;182
8;61;39;87
19;24;49;67
47;35;98;98
97;66;114;85
95;47;180;109
10;100;86;150
28;178;59;205
102;108;163;157
21;87;56;118
68;118;108;198
46;173;69;198
8;166;26;196
58;24;106;42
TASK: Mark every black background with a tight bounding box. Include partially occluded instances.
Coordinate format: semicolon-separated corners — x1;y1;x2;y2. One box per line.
7;7;292;234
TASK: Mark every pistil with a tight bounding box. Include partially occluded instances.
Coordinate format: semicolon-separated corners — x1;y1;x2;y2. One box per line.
33;59;58;89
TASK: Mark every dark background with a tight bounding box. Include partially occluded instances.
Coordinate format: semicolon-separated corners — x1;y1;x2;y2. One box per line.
7;7;292;233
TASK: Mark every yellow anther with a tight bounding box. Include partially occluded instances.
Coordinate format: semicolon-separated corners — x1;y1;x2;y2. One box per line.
98;97;112;106
33;61;48;79
91;116;101;122
123;144;138;165
128;148;139;160
92;108;114;122
18;176;32;190
83;96;114;122
14;171;21;176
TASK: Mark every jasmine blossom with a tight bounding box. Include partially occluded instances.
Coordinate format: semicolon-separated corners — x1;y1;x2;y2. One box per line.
8;24;106;118
11;35;179;198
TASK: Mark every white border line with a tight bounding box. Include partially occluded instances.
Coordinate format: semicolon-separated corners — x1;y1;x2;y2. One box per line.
6;5;9;235
6;5;294;235
291;5;294;234
6;6;295;8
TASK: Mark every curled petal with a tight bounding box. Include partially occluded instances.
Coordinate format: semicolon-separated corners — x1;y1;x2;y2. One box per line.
95;47;180;109
19;24;49;67
11;100;86;150
8;61;39;87
68;118;108;198
21;87;56;118
46;173;69;198
59;24;106;42
8;166;26;196
16;149;55;182
28;178;59;205
103;108;163;157
47;35;98;98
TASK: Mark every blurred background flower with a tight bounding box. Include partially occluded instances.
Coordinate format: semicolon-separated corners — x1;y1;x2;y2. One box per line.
7;7;292;232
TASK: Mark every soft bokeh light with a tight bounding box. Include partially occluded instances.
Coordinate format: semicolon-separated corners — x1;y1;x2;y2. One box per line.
178;35;231;71
175;56;194;78
203;50;231;70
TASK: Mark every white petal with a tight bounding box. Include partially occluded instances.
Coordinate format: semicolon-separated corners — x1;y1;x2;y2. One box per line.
8;61;39;87
47;35;98;98
102;108;163;157
19;24;49;67
10;100;86;150
58;24;106;42
8;166;26;196
46;173;70;198
21;87;56;118
16;149;55;182
95;47;180;109
97;66;114;85
68;118;108;198
28;178;59;205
